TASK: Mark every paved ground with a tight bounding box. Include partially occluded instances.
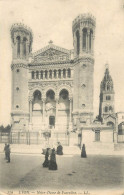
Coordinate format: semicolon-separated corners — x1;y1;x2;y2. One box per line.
0;153;124;193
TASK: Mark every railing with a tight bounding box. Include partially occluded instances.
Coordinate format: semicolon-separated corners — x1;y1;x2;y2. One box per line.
0;131;70;146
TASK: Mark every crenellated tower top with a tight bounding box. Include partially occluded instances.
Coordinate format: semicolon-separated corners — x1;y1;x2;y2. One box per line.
72;13;96;58
10;23;33;61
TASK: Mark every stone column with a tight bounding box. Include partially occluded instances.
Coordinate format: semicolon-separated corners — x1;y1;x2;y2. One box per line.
87;29;90;52
69;98;73;131
20;40;23;59
61;70;63;79
34;72;36;79
42;98;45;123
29;99;33;131
56;70;58;79
92;35;95;54
91;34;93;53
52;70;54;79
80;28;82;54
43;71;45;80
55;98;59;130
114;116;118;143
65;69;67;78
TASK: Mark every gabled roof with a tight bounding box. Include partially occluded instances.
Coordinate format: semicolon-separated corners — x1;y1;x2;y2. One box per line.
31;42;71;64
33;42;70;56
104;114;116;120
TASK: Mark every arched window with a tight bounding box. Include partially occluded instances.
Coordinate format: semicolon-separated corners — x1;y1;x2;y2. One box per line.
59;89;69;100
46;90;55;101
40;71;43;79
33;90;41;101
54;70;57;78
105;106;108;112
106;96;111;100
49;70;52;79
45;70;48;79
16;36;21;57
109;106;113;112
83;28;87;50
107;84;110;91
32;71;34;79
67;68;71;78
36;71;39;79
23;37;27;56
76;30;80;55
89;30;93;50
107;121;114;127
63;69;66;78
58;69;61;78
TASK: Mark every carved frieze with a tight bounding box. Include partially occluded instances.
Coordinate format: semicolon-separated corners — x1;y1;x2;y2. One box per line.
34;48;70;62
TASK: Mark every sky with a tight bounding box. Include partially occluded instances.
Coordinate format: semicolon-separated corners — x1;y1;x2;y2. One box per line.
0;0;124;126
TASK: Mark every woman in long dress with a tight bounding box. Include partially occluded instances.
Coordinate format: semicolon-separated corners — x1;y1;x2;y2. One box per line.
49;148;57;170
57;142;63;155
81;144;87;158
43;148;49;167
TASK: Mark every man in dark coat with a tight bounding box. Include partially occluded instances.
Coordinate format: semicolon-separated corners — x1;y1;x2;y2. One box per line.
4;143;7;160
81;144;87;158
49;148;57;170
6;144;11;163
56;142;63;155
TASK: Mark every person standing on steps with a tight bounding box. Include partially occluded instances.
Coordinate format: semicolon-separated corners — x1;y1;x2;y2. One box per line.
81;144;87;158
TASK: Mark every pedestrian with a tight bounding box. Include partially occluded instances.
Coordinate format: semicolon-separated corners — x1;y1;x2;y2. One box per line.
4;143;7;160
49;148;57;170
56;142;63;155
6;144;11;163
81;144;87;158
42;148;50;167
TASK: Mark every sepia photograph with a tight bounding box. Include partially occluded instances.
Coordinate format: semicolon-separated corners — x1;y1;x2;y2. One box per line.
0;0;124;195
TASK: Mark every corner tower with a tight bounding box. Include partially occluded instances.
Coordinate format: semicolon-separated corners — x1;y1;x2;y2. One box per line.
99;64;115;122
72;14;96;125
10;23;33;130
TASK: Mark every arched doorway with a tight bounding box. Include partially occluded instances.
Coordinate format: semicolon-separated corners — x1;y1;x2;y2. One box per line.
45;90;56;129
58;89;70;131
49;116;55;129
32;90;43;130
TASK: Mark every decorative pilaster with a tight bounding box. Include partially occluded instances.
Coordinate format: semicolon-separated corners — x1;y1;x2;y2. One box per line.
42;98;46;124
29;98;33;131
55;98;59;129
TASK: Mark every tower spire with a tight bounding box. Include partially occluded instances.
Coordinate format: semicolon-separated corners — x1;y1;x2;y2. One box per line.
105;61;109;70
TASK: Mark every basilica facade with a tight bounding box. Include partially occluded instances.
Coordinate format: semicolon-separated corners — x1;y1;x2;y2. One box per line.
11;14;95;133
10;14;124;147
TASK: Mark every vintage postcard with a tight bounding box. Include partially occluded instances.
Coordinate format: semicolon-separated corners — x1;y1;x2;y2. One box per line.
0;0;124;195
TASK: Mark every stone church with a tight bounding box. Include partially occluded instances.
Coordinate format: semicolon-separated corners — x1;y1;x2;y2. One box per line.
10;14;124;147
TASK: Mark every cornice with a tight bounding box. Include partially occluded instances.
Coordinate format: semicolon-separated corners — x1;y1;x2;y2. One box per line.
11;63;28;70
